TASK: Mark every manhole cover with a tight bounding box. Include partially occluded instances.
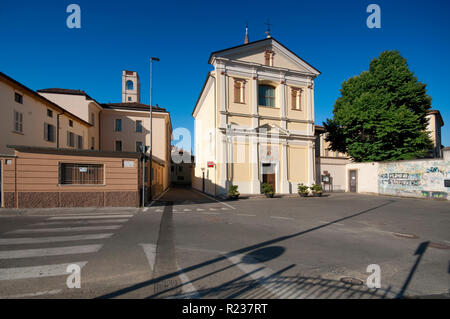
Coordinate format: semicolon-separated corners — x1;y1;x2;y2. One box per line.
429;242;450;250
393;232;419;239
340;277;364;286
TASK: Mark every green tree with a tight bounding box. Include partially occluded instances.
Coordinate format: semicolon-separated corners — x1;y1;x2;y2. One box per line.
324;50;433;162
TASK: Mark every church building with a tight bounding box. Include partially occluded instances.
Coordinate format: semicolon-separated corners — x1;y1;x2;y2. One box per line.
192;30;320;196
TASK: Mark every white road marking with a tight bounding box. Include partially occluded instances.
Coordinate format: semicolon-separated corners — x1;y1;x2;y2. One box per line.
204;212;220;215
144;207;150;213
140;243;156;273
209;208;218;211
0;233;113;245
147;187;170;207
183;209;192;212
224;252;296;298
0;244;102;259
32;219;129;226
174;212;185;214
172;264;200;299
237;214;256;217
155;209;163;213
221;208;229;211
0;289;62;298
196;208;205;212
0;261;88;280
270;216;294;221
48;215;132;220
192;188;236;210
8;225;121;234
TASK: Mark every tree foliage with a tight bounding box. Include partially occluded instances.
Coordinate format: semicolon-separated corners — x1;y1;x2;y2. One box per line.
324;50;433;162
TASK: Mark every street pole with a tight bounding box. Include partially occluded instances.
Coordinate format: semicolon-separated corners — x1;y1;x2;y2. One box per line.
142;150;145;207
149;57;159;201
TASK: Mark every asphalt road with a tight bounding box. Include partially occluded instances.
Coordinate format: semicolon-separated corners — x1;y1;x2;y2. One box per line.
0;187;449;299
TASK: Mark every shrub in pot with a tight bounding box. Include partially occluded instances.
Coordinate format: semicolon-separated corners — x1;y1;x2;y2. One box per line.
262;183;275;198
310;184;324;197
297;183;309;197
228;184;240;200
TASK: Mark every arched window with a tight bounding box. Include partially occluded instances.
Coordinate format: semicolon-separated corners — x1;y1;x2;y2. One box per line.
126;80;134;90
258;84;276;107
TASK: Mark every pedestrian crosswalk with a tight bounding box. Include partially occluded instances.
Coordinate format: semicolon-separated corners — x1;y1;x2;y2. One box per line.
0;212;133;298
149;206;231;213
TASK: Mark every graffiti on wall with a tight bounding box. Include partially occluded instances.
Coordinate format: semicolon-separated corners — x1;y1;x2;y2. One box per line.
378;160;450;200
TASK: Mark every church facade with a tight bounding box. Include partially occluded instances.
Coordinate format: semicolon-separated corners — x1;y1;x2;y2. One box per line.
192;36;320;196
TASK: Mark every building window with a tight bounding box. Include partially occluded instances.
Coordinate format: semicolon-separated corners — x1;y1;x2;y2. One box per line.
69;120;73;127
171;166;174;172
258;85;276;107
47;109;53;117
234;79;245;103
77;135;83;149
91;137;95;150
14;92;23;104
67;131;75;147
264;50;274;66
128;97;132;101
14;110;23;133
136;120;143;132
44;123;55;142
91;112;95;126
126;80;133;90
59;163;104;185
291;88;302;110
115;119;122;132
136;141;143;152
115;140;122;152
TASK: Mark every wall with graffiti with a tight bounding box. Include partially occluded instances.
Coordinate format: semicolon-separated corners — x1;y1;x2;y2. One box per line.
378;159;450;200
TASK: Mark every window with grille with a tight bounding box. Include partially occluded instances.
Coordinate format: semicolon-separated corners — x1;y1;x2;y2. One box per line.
44;123;55;142
115;119;122;132
115;140;122;152
59;163;104;185
77;135;83;149
14;111;23;133
136;120;143;132
258;85;276;107
67;131;75;147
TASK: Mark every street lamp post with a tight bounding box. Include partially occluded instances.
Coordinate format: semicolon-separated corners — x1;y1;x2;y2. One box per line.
149;57;160;201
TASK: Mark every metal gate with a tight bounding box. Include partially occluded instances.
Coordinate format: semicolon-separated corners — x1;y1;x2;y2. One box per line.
349;170;357;192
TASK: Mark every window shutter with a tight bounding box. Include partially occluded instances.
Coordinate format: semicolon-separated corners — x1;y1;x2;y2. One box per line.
19;112;23;132
44;123;48;141
67;131;70;146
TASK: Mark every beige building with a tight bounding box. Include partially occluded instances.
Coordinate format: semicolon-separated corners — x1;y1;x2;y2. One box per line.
0;70;172;207
192;36;320;195
426;110;444;158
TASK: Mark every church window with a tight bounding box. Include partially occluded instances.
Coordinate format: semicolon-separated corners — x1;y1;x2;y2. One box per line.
234;79;245;103
126;80;134;90
291;88;302;110
258;84;276;107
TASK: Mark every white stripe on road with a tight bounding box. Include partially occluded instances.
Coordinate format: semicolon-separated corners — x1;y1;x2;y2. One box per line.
196;208;205;212
237;214;256;217
8;225;121;234
32;219;129;226
192;188;236;210
0;261;88;280
175;264;201;299
0;245;102;259
0;289;62;299
209;208;218;211
48;215;132;220
140;243;156;273
0;233;113;245
204;212;220;215
183;209;192;212
270;216;294;221
224;253;296;299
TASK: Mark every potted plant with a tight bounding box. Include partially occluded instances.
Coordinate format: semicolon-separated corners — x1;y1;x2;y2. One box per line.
310;184;324;197
262;183;275;198
228;184;240;200
297;183;309;197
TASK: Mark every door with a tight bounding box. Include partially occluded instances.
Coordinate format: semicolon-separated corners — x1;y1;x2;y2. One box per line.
0;161;2;207
263;173;276;191
349;170;357;192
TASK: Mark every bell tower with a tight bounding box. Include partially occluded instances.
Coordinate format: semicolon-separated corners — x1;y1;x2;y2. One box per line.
122;70;140;103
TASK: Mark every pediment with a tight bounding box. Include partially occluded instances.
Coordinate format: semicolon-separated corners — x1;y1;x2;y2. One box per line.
209;37;320;76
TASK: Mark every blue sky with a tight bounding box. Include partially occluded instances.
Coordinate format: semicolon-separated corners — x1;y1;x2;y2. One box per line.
1;0;449;152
